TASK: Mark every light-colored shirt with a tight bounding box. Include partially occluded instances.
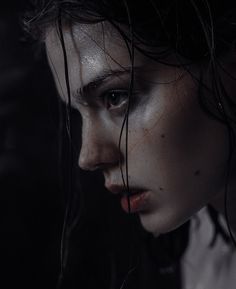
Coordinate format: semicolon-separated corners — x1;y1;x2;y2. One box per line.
182;207;236;289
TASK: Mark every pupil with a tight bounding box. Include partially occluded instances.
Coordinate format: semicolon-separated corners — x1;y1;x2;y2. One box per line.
110;92;120;105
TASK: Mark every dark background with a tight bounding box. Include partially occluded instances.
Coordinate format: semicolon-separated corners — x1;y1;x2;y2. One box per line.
0;5;64;288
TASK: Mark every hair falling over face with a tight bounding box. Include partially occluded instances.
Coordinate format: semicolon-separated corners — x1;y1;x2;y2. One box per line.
24;1;236;288
56;11;142;289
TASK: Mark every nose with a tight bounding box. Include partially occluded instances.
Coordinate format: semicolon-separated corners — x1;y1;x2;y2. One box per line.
78;117;119;171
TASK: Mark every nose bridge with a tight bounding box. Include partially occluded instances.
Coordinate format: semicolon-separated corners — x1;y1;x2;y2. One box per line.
79;114;98;169
78;113;118;171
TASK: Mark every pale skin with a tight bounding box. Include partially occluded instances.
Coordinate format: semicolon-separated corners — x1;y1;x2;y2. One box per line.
46;22;236;236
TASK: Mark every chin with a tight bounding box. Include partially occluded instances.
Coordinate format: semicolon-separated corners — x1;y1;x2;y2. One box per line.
139;209;192;236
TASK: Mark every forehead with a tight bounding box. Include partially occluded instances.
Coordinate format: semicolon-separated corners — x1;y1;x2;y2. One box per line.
45;22;133;100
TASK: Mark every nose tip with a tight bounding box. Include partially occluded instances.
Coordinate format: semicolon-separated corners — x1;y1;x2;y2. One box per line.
78;142;119;171
78;147;102;171
78;116;120;171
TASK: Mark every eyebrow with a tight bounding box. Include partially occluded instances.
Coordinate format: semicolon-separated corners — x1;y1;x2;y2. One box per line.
72;67;135;103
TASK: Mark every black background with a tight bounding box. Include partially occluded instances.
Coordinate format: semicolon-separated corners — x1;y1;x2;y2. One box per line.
0;4;63;288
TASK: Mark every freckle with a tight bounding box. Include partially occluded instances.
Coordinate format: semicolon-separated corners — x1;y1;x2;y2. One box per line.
194;170;200;176
159;187;164;191
161;134;165;138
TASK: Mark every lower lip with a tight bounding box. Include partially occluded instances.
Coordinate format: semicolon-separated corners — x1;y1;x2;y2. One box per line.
120;191;150;213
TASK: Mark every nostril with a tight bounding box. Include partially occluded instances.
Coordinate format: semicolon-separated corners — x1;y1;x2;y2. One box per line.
78;149;103;171
92;162;113;171
78;148;119;171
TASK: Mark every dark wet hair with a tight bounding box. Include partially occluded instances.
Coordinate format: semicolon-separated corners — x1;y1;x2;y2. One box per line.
26;0;236;56
24;1;236;288
24;0;236;151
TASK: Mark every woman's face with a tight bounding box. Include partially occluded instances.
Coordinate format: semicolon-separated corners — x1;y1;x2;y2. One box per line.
46;23;229;235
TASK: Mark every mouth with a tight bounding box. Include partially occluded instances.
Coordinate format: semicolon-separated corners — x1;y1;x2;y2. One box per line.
120;191;150;213
105;184;150;213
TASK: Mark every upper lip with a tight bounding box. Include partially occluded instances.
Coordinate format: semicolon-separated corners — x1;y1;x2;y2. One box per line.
105;183;145;196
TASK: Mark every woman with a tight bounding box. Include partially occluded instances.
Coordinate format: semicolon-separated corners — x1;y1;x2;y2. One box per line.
25;0;236;288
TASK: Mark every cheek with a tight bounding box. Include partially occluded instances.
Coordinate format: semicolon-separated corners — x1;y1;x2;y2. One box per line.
127;83;196;158
127;80;228;196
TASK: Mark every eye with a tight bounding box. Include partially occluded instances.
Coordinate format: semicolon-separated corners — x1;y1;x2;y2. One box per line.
102;89;129;111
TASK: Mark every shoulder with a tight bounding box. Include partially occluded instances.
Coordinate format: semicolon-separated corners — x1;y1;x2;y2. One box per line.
181;207;236;289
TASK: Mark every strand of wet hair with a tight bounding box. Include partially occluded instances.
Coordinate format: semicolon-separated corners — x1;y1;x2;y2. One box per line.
124;0;133;214
190;0;215;60
182;1;236;247
117;1;140;289
211;61;236;247
57;9;73;288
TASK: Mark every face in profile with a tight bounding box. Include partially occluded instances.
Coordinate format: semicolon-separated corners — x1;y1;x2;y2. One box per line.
46;22;230;236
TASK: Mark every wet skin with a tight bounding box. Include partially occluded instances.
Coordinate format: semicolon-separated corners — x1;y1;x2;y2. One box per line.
46;23;236;236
